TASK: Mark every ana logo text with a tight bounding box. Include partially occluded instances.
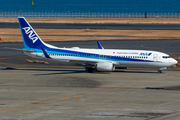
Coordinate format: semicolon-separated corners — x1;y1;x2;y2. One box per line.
139;53;152;56
23;27;38;43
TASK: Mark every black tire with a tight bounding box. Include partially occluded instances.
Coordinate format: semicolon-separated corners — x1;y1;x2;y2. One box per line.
158;70;162;73
88;68;94;73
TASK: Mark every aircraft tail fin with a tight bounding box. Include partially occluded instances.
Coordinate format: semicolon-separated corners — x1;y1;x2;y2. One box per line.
18;17;49;49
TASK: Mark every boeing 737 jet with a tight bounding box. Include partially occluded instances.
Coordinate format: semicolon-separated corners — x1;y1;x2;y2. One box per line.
12;17;178;73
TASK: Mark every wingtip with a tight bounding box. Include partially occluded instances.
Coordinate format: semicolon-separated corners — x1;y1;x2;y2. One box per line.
97;41;104;49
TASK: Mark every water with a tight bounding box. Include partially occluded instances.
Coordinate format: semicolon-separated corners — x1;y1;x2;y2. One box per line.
1;0;180;13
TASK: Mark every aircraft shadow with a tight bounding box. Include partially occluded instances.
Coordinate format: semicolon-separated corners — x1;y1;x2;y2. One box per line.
2;67;159;74
114;70;158;73
2;67;87;75
146;85;180;91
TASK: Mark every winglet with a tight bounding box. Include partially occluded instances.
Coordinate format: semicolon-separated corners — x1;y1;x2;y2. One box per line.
97;41;104;49
41;47;51;58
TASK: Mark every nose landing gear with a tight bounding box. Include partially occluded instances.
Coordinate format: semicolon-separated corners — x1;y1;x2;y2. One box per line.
158;67;167;73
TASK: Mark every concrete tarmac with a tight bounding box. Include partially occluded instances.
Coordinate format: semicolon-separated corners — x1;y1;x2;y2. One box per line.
0;40;180;119
0;67;180;120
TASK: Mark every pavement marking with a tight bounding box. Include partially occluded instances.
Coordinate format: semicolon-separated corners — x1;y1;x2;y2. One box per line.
112;88;120;90
176;74;180;76
73;95;83;98
100;90;109;92
152;99;180;107
157;78;164;81
167;76;174;78
124;85;133;88
87;93;93;95
135;83;144;85
0;97;72;112
146;80;154;83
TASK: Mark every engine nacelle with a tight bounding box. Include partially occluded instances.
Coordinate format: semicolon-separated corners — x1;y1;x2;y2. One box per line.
96;62;115;71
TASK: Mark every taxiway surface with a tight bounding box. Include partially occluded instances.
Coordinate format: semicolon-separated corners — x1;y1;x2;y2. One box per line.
2;22;180;30
0;40;180;120
1;39;180;55
0;67;180;120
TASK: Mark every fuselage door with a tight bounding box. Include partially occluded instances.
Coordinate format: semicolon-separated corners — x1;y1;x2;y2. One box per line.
153;54;158;62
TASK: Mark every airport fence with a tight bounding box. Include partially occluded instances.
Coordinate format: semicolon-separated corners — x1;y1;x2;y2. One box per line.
1;11;180;18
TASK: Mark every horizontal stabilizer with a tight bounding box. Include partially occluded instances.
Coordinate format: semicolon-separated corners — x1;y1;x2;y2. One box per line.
4;47;34;52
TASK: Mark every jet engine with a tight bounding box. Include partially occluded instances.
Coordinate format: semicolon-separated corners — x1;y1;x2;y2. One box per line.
96;62;115;71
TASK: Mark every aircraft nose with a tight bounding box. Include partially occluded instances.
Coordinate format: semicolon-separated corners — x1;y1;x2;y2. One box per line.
175;60;178;64
172;59;178;65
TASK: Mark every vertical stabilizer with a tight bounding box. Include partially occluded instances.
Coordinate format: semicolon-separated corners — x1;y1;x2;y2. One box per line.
18;17;47;49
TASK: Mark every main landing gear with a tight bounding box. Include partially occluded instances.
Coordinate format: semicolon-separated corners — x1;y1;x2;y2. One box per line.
87;68;94;73
158;70;162;73
85;66;97;73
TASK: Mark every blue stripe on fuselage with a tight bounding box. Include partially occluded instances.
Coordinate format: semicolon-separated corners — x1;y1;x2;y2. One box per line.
26;47;156;63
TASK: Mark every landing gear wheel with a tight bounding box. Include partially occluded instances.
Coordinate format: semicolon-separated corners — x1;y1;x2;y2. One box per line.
158;70;162;73
88;68;94;73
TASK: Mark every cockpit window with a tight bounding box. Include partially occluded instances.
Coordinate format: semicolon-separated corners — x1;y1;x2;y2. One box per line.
162;56;171;59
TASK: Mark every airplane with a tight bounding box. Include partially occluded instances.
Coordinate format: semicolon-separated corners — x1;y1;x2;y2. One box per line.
9;17;178;73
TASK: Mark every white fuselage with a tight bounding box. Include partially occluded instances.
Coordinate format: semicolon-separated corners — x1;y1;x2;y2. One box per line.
24;47;177;68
